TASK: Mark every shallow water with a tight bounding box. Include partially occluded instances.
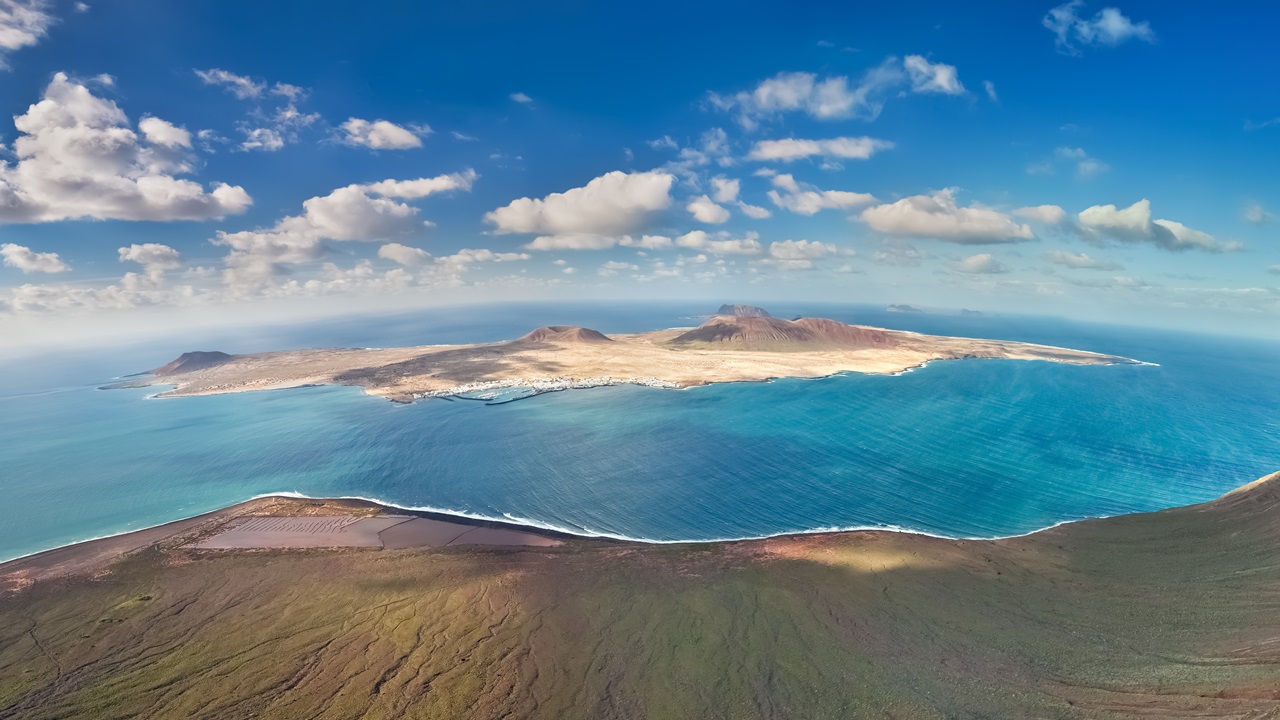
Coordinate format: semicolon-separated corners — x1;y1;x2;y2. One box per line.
2;302;1278;560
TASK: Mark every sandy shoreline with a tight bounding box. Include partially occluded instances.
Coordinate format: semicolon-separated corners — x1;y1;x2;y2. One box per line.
8;471;1275;588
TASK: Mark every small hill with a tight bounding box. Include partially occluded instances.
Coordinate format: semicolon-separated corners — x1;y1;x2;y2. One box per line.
519;326;613;343
887;304;924;313
152;351;234;376
716;304;772;318
671;316;893;350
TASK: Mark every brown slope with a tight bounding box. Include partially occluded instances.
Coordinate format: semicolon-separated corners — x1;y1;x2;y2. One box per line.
671;315;896;349
518;325;613;343
151;351;235;376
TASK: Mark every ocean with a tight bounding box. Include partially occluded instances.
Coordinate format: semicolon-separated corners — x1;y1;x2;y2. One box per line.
2;301;1278;561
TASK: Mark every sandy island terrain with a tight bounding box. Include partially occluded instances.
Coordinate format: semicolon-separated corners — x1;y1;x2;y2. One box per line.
3;471;1280;718
115;306;1136;403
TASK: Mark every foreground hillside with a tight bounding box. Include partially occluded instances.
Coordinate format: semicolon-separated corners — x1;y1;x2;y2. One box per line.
2;473;1280;718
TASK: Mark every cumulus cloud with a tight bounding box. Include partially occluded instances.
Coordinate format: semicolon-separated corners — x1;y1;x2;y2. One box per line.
0;0;54;67
0;73;252;223
340;118;429;150
983;80;998;102
955;253;1009;274
510;92;533;104
118;243;181;273
687;194;730;224
1044;2;1155;55
194;68;265;99
1027;147;1108;178
377;242;431;266
767;174;876;215
1077;199;1241;253
747;136;893;162
1244;202;1272;225
737;202;771;219
1045;249;1122;270
1014;204;1069;225
675;230;763;255
486;170;674;238
598;260;639;277
214;170;475;289
759;239;839;269
903;55;964;94
860;190;1034;243
709;55;965;127
237;102;319;152
710;176;739;203
138;117;192;149
1;242;68;273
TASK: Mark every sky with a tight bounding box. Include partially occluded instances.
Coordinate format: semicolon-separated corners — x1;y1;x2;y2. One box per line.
1;0;1278;352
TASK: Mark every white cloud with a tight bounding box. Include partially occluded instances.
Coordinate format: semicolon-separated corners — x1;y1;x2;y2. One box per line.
1244;202;1272;225
903;55;964;95
758;239;839;269
271;83;304;100
510;92;533;103
737;202;772;219
358;169;476;198
0;73;252;223
710;55;964;127
1014;205;1069;224
194;68;265;99
137;117;192;149
118;243;181;273
955;253;1009;274
486;170;674;236
676;230;763;255
378;242;432;266
983;80;998;102
0;0;54;67
341;118;428;150
622;234;674;249
860;189;1034;243
598;260;638;277
1029;147;1109;178
710;176;739;203
214;170;474;288
747;136;893;162
1045;249;1122;270
1077;199;1242;253
237;102;319;152
767;173;876;215
687;194;730;224
1;243;68;273
1044;2;1155;55
435;248;529;265
239;127;283;152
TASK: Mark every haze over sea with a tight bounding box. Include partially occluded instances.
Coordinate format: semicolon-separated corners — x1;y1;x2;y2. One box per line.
2;302;1279;561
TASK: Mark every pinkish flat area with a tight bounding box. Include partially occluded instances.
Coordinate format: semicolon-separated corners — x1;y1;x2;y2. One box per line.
193;515;562;550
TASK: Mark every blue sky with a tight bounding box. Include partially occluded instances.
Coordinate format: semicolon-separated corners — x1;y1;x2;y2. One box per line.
1;0;1278;348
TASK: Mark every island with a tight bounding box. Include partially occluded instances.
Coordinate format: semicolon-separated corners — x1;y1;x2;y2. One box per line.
117;306;1135;403
3;470;1279;717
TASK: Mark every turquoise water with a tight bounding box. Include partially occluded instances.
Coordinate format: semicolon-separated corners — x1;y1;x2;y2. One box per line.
2;302;1279;560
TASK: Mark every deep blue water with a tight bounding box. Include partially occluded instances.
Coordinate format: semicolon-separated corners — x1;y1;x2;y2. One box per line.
2;302;1279;561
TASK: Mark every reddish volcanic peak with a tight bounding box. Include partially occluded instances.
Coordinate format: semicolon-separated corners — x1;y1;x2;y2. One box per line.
152;351;235;376
518;326;613;343
671;315;895;349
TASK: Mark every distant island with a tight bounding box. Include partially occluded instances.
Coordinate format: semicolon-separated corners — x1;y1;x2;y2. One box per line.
117;306;1136;403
